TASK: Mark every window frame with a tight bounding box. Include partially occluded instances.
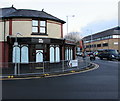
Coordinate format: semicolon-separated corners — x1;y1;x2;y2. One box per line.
32;19;47;35
103;43;108;47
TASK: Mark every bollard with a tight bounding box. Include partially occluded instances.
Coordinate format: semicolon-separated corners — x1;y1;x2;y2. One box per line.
62;60;64;72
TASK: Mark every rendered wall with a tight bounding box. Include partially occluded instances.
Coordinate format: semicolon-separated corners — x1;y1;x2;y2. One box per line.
0;20;9;41
47;20;62;38
11;18;62;38
0;21;4;41
12;18;32;37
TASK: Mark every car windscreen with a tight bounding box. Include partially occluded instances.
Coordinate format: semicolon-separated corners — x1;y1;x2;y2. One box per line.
108;50;118;55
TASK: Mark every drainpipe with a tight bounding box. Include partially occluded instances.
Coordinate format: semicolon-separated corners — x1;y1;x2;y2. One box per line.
3;19;6;63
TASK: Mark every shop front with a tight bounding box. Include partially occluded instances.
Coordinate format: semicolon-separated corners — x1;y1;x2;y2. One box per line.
7;36;67;63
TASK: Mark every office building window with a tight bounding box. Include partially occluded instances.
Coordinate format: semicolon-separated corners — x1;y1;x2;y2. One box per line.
103;43;108;47
97;44;101;47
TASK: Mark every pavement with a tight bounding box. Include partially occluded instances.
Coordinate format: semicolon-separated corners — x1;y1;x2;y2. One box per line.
0;62;99;80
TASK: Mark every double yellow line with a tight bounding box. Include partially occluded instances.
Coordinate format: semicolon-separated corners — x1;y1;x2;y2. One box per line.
1;63;99;81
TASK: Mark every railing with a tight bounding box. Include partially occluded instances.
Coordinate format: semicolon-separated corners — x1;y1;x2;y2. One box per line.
1;57;91;76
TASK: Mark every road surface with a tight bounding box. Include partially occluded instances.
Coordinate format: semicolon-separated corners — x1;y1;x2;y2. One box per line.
2;59;119;99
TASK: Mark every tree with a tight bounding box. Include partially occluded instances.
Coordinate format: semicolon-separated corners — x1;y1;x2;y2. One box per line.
64;32;82;43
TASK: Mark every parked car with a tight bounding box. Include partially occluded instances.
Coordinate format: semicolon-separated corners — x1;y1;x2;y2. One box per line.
93;51;99;56
97;49;120;61
76;52;83;57
87;52;96;60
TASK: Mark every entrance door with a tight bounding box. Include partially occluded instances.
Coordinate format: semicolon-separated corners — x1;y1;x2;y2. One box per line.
36;50;43;62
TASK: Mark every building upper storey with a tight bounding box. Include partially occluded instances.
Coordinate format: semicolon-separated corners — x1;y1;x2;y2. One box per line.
0;6;65;41
83;26;120;43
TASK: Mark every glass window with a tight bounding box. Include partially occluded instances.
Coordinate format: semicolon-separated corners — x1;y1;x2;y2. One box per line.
40;27;45;33
12;46;20;63
68;49;71;60
65;49;67;60
103;43;108;47
21;46;29;63
36;50;43;62
55;47;60;62
32;20;38;26
97;44;101;47
32;20;46;34
50;47;54;63
32;27;38;33
65;48;72;60
70;49;73;60
114;42;118;45
40;21;46;26
113;35;120;38
66;48;69;60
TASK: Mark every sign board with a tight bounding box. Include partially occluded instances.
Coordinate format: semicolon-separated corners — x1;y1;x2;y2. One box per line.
39;39;43;43
69;60;78;67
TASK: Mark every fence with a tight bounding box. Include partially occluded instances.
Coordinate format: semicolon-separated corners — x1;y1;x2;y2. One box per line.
1;57;91;76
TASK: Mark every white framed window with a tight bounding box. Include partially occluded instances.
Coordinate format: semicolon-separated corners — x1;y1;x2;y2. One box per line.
113;35;120;38
12;45;29;63
32;27;38;33
66;48;69;60
32;20;38;26
114;42;118;45
40;21;46;26
55;47;60;62
12;46;20;63
50;45;61;63
21;46;29;63
65;47;73;60
50;47;55;63
70;49;73;60
32;20;46;34
36;50;43;62
32;20;38;33
40;27;45;33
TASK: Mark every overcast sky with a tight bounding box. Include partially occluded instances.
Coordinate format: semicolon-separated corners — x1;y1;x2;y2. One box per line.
0;0;118;37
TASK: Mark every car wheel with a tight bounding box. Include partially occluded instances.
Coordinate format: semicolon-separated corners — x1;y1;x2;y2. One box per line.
107;58;112;61
100;57;103;60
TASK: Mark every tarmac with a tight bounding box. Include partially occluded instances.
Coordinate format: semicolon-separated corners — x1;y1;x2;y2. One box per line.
0;62;99;80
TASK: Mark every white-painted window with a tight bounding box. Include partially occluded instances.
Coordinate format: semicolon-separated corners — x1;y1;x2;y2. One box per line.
50;47;54;63
12;47;20;63
36;50;43;62
66;48;69;60
70;49;73;60
55;47;60;62
21;46;29;63
114;42;118;45
69;48;71;60
113;35;120;38
32;20;38;33
65;48;73;60
32;20;46;34
65;49;67;60
32;20;38;26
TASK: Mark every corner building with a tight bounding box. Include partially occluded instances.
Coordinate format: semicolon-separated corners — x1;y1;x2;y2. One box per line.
0;6;76;66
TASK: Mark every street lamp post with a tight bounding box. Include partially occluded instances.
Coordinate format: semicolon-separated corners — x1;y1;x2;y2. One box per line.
14;33;22;75
86;29;92;52
66;15;75;34
90;30;93;52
